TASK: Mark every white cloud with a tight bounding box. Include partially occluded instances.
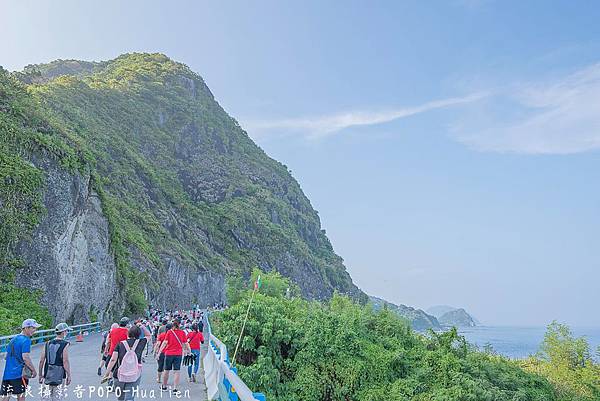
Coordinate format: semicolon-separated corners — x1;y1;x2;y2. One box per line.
246;62;600;154
245;93;486;140
452;63;600;154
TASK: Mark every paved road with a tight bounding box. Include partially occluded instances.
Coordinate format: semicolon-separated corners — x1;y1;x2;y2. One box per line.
1;333;207;400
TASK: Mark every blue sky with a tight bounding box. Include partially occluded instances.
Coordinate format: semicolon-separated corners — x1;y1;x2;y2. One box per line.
2;0;599;326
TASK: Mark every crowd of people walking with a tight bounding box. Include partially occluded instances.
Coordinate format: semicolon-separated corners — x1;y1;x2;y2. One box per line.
1;308;205;401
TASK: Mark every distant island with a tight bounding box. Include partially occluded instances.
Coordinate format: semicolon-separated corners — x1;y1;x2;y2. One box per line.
427;305;478;327
368;298;479;331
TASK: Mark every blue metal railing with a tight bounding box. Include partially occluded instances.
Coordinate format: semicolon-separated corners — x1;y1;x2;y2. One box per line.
0;322;102;353
203;313;266;401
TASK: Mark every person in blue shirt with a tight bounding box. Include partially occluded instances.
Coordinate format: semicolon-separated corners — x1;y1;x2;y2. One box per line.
1;319;41;401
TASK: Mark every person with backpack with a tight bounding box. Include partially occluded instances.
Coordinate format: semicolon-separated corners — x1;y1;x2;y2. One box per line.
1;319;40;401
38;323;72;400
156;319;190;395
106;318;130;356
103;325;147;401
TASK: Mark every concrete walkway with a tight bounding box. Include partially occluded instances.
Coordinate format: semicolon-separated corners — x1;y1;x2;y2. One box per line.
1;333;207;400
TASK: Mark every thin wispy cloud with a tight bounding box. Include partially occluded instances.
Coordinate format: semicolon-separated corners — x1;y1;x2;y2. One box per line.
452;63;600;154
246;93;486;140
247;62;600;154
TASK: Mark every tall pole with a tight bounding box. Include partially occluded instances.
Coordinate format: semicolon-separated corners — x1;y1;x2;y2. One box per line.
232;285;256;366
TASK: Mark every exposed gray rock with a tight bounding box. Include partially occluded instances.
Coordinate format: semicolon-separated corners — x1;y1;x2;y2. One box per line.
15;157;124;324
129;249;226;310
273;251;330;300
13;155;227;325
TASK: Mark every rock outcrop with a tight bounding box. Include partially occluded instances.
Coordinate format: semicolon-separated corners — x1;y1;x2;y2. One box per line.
131;249;226;311
14;157;123;323
437;308;477;328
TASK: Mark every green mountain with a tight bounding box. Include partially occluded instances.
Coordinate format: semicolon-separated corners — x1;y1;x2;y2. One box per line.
0;53;365;326
369;296;441;331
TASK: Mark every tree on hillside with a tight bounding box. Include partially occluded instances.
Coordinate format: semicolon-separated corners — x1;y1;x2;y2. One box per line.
521;321;600;401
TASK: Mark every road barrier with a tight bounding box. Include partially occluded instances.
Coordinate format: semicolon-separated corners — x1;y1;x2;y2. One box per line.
0;322;102;354
203;313;266;401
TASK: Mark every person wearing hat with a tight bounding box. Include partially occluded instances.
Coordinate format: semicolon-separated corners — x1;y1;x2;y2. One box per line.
1;319;41;401
38;323;72;401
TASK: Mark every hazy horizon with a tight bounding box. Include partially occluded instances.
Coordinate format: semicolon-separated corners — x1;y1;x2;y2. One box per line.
2;0;599;327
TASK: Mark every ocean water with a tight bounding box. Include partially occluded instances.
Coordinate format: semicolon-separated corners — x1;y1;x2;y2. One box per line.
458;326;600;359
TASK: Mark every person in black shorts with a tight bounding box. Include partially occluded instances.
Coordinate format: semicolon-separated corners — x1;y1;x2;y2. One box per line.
156;319;190;395
153;323;171;383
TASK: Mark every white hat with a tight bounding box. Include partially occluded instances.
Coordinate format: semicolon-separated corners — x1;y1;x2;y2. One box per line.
22;319;42;329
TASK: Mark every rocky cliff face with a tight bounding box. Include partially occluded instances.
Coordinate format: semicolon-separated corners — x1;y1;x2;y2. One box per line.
12;152;227;323
130;248;226;311
14;156;124;323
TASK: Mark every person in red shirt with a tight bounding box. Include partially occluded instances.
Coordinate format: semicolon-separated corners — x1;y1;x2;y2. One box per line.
186;324;203;383
106;318;130;356
153;323;171;383
157;319;190;395
102;317;129;386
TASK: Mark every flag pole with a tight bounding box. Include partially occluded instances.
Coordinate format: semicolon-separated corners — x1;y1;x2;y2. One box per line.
232;276;259;365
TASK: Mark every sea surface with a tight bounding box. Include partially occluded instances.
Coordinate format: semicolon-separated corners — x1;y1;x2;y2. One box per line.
458;326;600;360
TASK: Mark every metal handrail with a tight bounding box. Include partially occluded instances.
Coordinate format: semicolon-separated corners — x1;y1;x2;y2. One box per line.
0;322;101;353
203;313;265;401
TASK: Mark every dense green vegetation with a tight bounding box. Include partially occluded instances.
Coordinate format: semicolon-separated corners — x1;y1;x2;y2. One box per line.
212;271;575;401
0;68;84;266
0;284;52;335
520;322;600;401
